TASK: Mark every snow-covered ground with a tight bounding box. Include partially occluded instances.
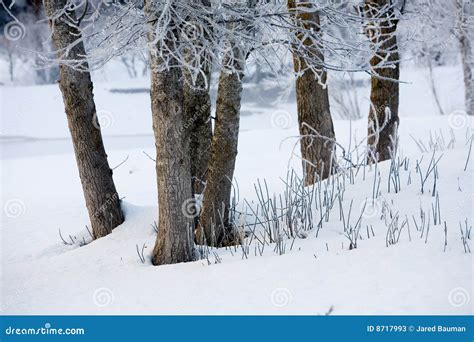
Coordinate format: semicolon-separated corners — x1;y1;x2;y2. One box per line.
0;62;472;315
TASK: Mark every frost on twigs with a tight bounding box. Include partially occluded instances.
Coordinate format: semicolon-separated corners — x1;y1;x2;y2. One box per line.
38;0;405;83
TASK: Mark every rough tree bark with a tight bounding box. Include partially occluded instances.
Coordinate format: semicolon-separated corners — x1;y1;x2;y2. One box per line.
457;0;473;116
196;1;257;247
287;0;336;185
184;70;212;195
365;0;400;162
44;0;124;239
196;46;245;247
184;0;213;195
146;1;194;265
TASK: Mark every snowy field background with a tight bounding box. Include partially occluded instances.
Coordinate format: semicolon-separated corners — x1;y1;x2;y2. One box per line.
1;60;473;315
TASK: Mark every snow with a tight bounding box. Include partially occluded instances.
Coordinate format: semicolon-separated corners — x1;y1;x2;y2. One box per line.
0;62;472;315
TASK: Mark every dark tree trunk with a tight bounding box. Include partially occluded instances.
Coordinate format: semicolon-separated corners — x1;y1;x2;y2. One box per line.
44;0;124;239
183;0;213;195
146;1;194;265
287;0;336;185
196;1;257;247
184;74;212;195
196;46;244;247
365;0;400;162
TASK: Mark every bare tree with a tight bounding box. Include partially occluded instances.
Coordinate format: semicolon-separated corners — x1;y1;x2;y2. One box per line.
196;45;245;247
287;0;335;185
364;0;401;162
38;0;401;257
43;0;124;239
145;0;195;265
196;0;255;247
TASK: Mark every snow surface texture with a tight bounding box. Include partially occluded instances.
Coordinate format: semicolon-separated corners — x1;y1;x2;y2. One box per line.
0;62;473;315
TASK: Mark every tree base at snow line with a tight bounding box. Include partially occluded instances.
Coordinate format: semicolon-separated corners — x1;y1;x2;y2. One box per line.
44;0;124;239
197;46;244;247
151;234;195;265
367;112;399;164
149;62;195;265
146;1;195;266
287;0;336;185
195;224;241;248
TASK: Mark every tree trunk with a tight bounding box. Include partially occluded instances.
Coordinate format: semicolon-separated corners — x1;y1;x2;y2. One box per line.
365;0;400;162
44;0;124;239
146;1;194;265
425;48;445;116
183;0;213;195
184;74;212;195
460;36;473;116
457;0;473;116
287;0;336;185
196;46;244;247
